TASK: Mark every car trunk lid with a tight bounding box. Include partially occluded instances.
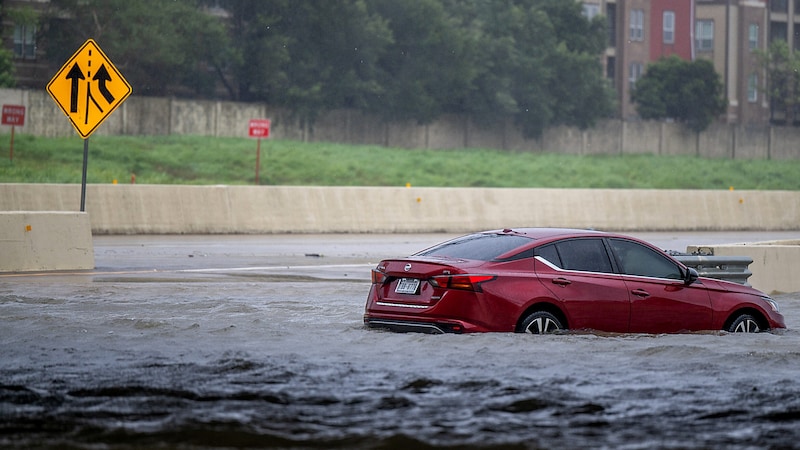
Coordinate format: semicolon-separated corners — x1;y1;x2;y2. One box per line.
371;257;483;308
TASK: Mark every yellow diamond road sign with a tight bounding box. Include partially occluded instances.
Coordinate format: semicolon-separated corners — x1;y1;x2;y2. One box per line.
47;39;132;139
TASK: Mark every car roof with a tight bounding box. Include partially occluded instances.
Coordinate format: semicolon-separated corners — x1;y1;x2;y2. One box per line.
481;227;606;240
477;228;657;261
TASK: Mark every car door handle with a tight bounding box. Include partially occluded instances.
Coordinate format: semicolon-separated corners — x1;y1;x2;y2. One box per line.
552;277;571;287
631;289;650;298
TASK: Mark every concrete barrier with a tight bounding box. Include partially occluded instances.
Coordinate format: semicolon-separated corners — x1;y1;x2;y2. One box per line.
1;184;799;234
0;211;94;272
687;241;800;295
1;185;798;291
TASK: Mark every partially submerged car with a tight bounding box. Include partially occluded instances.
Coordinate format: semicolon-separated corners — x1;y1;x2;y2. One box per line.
364;228;785;334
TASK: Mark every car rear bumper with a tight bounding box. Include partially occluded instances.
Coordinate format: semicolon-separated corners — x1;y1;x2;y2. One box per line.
363;315;476;334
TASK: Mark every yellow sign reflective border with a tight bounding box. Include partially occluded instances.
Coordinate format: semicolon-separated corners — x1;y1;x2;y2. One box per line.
46;39;132;139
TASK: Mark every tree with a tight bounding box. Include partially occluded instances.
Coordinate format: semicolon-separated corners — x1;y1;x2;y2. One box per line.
36;0;615;137
220;0;392;125
274;1;392;123
453;0;614;138
218;0;291;102
40;0;229;97
367;0;481;124
0;48;14;88
222;0;613;136
632;56;726;133
544;42;615;131
756;40;800;125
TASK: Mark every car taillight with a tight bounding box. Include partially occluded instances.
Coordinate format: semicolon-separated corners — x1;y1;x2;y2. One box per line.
430;274;496;292
371;269;387;284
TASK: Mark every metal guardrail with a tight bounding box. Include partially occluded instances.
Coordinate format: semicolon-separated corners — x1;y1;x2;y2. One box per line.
670;252;754;286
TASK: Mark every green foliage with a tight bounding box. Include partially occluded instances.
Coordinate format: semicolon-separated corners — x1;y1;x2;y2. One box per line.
756;40;800;124
632;56;726;133
41;0;229;97
368;0;479;124
223;0;394;127
436;0;615;137
1;134;799;190
221;0;291;101
0;5;43;88
37;0;614;137
0;48;15;88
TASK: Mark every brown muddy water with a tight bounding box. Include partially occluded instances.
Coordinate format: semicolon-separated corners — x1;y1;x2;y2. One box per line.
1;234;799;449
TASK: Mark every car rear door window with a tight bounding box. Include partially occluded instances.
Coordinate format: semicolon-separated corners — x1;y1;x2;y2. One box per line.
554;238;614;273
535;243;562;267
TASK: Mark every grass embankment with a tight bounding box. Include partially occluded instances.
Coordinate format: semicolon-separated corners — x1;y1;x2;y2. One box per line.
0;133;798;190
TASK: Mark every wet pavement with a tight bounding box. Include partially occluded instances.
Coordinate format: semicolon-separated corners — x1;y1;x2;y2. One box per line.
1;232;799;449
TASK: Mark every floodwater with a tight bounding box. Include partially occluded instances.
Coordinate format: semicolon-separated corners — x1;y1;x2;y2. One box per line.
2;233;800;449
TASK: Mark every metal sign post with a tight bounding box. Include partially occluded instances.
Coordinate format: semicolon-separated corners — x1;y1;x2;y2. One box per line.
255;137;262;185
248;119;271;185
2;105;25;162
81;139;89;211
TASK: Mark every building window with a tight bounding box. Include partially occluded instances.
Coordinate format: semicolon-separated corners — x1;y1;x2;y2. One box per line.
771;0;788;13
795;23;800;50
696;20;714;51
749;24;759;50
582;3;600;20
606;56;616;82
748;73;758;103
663;11;675;44
13;25;36;59
770;21;788;43
607;4;617;47
629;62;643;93
630;9;644;41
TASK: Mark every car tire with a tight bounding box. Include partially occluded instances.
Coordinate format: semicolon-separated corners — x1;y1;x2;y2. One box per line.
727;314;762;333
519;311;564;334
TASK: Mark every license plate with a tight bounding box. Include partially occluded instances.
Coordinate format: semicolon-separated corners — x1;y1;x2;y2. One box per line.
395;278;420;294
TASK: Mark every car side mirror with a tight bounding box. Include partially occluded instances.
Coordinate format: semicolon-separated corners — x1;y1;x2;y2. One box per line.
684;267;699;285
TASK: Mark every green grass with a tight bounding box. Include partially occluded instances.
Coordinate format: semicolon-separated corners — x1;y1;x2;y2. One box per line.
0;133;799;190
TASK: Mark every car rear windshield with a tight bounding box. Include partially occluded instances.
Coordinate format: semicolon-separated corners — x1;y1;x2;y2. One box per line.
414;233;533;261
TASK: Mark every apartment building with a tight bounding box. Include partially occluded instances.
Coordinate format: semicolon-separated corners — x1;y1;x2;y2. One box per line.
768;0;800;123
768;0;800;46
584;0;770;125
695;0;769;125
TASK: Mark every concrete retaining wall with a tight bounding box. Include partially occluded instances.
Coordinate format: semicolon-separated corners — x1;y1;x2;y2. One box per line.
688;241;800;295
0;211;94;272
1;184;799;235
3;88;800;159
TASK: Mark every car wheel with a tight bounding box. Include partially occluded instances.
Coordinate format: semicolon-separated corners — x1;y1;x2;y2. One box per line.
519;311;563;334
727;314;762;333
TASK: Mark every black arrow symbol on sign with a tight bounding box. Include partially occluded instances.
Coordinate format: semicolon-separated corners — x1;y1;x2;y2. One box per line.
93;64;115;103
65;62;85;113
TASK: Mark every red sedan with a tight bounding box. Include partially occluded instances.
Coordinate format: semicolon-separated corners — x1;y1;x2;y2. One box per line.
364;228;786;334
